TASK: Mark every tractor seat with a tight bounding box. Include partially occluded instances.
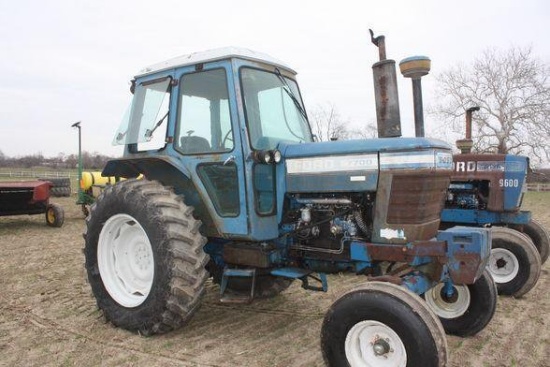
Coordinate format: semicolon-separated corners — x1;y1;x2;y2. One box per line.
180;136;210;154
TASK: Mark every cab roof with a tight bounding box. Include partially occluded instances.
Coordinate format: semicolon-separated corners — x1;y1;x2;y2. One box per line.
137;46;296;77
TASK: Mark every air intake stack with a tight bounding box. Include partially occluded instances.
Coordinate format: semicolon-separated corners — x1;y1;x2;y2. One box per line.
399;56;431;138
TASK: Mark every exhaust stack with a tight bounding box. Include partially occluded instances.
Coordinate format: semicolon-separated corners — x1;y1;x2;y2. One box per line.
456;106;480;154
370;29;402;138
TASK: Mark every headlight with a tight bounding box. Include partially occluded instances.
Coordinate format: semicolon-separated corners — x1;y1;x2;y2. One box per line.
272;150;282;163
253;149;282;164
254;150;273;164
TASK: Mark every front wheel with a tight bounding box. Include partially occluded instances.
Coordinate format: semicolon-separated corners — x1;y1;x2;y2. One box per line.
322;282;447;367
424;269;497;337
489;226;541;297
84;179;209;335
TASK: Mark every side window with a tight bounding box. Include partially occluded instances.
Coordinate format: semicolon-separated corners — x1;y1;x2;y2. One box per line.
176;69;233;154
197;163;240;217
113;77;170;151
254;164;275;215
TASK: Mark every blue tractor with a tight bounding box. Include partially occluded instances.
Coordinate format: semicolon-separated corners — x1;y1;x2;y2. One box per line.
84;35;496;366
440;107;548;298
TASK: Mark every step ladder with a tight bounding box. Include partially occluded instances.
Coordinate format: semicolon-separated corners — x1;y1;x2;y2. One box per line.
271;267;328;292
219;267;256;304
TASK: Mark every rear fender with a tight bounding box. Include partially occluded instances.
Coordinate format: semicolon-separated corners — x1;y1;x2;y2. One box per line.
102;157;219;236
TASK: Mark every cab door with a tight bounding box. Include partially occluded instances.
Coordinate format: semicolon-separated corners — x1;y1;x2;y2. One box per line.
173;62;248;237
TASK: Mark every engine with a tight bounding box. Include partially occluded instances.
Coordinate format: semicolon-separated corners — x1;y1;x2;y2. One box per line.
283;193;374;258
445;181;488;210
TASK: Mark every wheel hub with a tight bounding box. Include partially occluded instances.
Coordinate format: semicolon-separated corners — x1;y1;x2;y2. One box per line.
345;320;406;366
133;242;152;272
47;208;55;223
488;248;519;284
372;337;391;356
440;287;459;303
425;283;471;319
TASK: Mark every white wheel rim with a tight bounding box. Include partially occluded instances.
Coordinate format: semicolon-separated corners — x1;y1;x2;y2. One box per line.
425;283;471;319
98;213;154;308
488;248;519;283
345;320;407;367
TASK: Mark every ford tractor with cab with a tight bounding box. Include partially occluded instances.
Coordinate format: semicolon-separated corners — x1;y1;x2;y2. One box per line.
440;107;548;298
84;32;496;367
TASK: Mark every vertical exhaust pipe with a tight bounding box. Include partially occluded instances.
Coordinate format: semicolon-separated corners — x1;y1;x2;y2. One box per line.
456;106;480;154
465;106;480;140
399;56;431;138
370;29;402;138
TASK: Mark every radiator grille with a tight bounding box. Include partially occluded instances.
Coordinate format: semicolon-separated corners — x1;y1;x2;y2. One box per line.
387;174;449;224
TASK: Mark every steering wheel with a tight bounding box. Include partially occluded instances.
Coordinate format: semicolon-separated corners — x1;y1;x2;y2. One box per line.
221;130;233;148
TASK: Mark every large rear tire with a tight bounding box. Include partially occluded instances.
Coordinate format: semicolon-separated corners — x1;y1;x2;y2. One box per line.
424;269;497;337
522;219;550;265
84;179;209;335
489;226;541;297
322;282;447;367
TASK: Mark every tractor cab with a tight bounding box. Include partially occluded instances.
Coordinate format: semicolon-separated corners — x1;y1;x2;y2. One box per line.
104;48;313;240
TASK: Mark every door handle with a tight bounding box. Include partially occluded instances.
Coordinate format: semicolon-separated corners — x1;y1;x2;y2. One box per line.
223;155;236;166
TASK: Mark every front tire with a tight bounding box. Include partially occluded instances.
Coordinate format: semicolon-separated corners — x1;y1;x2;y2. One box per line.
489;226;541;297
424;269;497;337
84;179;209;335
322;282;447;367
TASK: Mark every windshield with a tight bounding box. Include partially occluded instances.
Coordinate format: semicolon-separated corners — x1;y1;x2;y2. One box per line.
113;77;171;150
241;68;312;150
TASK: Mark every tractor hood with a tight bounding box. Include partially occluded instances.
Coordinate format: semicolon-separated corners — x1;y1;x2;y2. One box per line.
280;137;451;157
280;137;453;193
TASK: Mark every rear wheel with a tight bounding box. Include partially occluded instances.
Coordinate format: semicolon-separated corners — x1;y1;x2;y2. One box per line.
424;269;496;337
84;179;209;335
489;226;541;297
322;282;447;367
45;203;64;227
522;219;550;265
